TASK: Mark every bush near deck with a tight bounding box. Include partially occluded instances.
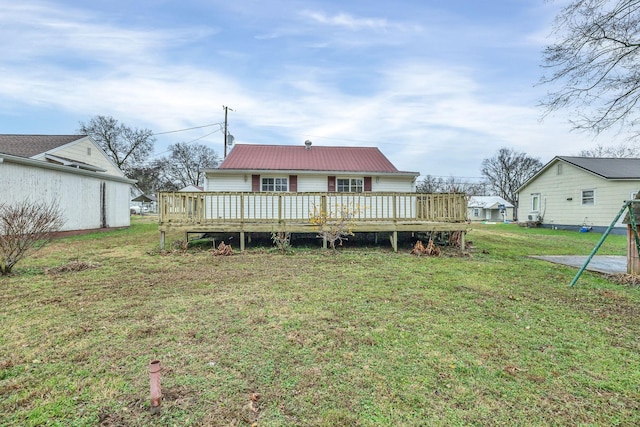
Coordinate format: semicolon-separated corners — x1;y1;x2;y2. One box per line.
0;217;638;426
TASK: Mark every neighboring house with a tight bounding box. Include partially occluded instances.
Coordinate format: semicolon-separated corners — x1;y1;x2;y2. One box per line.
468;196;514;222
516;156;640;233
204;142;419;192
0;134;136;232
178;185;204;192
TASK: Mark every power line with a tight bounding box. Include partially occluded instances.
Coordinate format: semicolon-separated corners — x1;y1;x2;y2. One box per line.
148;128;223;159
152;122;223;136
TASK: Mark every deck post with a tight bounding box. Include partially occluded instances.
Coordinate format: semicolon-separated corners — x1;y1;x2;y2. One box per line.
390;231;398;252
460;231;466;253
240;231;245;252
323;234;327;249
160;230;166;250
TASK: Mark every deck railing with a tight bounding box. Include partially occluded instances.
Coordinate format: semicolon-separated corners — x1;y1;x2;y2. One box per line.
159;192;467;224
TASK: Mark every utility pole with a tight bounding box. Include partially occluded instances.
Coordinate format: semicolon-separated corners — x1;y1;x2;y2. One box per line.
223;105;234;159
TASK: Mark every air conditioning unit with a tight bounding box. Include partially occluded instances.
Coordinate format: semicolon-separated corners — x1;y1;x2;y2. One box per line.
528;213;540;222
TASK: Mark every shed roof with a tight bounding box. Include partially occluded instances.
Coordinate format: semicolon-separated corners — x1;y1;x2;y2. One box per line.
217;144;415;174
557;156;640;179
468;196;514;209
0;134;86;158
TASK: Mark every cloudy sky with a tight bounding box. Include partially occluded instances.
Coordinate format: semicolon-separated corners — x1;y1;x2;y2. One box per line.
0;0;619;181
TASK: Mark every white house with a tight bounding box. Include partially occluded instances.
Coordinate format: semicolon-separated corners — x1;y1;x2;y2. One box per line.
0;134;136;232
178;185;204;192
516;156;640;233
204;142;419;193
468;196;515;222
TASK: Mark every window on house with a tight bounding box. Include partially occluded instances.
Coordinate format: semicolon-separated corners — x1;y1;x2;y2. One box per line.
557;163;563;175
582;189;595;206
87;147;92;156
473;208;479;217
337;178;363;192
261;177;288;192
531;193;540;211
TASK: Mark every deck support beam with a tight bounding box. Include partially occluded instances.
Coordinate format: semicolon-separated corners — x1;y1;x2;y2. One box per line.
240;231;245;252
160;230;166;250
390;231;398;252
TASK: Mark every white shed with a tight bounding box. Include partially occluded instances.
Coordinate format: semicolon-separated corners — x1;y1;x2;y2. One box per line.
468;196;515;222
0;135;136;232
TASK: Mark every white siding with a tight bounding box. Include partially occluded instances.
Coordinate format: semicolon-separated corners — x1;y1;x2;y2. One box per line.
32;137;124;177
297;175;329;192
518;160;640;228
0;161;131;231
372;176;415;192
206;175;252;191
205;172;416;192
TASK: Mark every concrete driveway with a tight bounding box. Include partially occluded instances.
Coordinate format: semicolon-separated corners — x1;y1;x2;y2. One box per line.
530;255;626;274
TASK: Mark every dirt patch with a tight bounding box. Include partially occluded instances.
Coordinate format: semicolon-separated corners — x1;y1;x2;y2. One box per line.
45;261;100;275
606;273;640;287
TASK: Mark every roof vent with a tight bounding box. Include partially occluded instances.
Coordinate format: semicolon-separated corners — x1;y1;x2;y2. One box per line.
304;140;312;150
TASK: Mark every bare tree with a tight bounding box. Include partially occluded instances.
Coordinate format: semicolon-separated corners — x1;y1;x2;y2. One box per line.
164;142;220;188
541;0;640;138
79;115;155;176
0;200;64;276
416;175;487;196
481;148;543;209
578;141;640;157
416;175;446;193
128;159;180;195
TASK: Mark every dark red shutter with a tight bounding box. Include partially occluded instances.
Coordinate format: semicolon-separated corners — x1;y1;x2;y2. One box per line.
364;176;372;192
252;175;260;192
289;175;298;192
327;176;336;192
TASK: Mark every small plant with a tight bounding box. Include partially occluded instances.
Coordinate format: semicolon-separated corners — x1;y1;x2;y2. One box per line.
0;200;64;276
271;230;292;254
410;239;441;256
212;241;233;256
171;239;188;252
310;203;358;250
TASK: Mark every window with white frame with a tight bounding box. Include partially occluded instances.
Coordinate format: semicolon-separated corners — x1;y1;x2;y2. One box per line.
473;208;480;217
531;193;540;211
337;178;363;192
261;177;288;192
557;163;563;175
581;189;595;206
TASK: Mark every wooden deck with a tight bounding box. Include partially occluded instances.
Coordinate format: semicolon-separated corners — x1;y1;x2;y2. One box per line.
158;191;469;251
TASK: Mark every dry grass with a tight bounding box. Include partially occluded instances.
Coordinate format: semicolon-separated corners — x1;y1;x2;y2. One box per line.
0;218;639;426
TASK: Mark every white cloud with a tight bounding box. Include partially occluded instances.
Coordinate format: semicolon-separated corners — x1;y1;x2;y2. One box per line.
0;0;613;178
300;10;392;31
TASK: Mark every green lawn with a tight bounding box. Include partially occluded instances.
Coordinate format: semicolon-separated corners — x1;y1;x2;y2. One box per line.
1;218;638;426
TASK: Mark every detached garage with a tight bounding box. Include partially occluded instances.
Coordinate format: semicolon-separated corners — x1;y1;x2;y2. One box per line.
0;135;136;232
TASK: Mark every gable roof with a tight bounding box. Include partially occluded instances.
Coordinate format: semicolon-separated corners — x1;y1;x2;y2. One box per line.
216;144;417;174
0;135;86;158
468;196;514;209
558;156;640;179
517;156;640;193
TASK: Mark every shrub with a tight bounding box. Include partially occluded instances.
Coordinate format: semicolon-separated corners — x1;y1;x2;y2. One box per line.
310;203;357;250
271;230;292;254
0;200;64;276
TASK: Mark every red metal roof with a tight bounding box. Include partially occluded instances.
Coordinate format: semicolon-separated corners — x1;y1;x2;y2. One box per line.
219;144;402;173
